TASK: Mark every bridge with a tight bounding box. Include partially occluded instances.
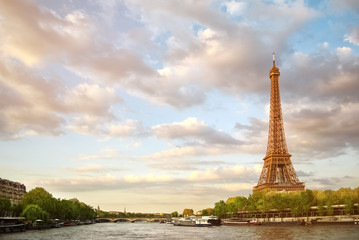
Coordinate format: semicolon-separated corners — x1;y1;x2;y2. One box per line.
96;217;171;223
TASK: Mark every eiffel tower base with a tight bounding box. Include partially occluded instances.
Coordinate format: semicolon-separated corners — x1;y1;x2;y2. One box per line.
253;182;305;192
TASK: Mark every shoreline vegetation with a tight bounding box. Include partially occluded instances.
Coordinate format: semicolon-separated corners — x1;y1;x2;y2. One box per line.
212;187;359;220
1;186;359;231
1;187;96;229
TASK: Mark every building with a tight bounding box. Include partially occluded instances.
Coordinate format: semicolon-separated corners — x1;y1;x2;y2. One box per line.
0;178;26;204
253;54;305;192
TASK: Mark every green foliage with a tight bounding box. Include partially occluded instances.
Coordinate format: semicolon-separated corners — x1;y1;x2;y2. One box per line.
19;187;96;221
21;187;56;217
259;191;276;214
213;187;358;218
213;200;227;218
335;188;355;204
344;197;354;215
225;196;247;216
326;200;333;216
289;192;303;217
0;198;12;216
182;208;194;217
11;204;23;217
202;209;209;216
301;189;314;214
201;208;213;216
317;201;326;216
21;204;49;222
247;191;263;212
354;187;359;202
272;192;290;212
171;211;178;217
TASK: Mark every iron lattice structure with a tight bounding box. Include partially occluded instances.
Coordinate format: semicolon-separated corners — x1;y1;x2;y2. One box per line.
253;54;305;192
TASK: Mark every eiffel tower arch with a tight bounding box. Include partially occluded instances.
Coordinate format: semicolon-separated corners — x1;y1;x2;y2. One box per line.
253;54;305;192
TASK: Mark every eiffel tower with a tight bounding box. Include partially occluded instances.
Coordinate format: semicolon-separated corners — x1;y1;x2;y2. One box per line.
253;53;305;192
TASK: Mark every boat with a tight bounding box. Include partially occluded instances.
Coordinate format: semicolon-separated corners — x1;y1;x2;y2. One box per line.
173;216;212;227
50;219;64;228
311;217;358;225
202;216;221;226
84;220;94;225
27;219;52;230
222;219;261;226
64;220;79;226
261;220;304;226
159;219;173;224
0;217;26;233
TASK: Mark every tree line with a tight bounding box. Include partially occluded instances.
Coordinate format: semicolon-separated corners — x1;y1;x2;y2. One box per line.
0;187;96;222
213;187;359;218
175;208;214;217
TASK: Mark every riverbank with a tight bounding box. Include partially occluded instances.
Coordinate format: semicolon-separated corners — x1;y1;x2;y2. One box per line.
0;217;96;233
242;214;359;225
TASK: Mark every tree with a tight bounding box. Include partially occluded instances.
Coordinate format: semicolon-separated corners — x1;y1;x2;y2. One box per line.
12;204;23;217
213;200;227;218
301;189;314;216
289;192;304;217
272;192;290;220
247;191;265;212
258;191;275;218
353;187;359;203
69;198;81;219
21;187;57;218
226;202;237;217
171;211;178;217
317;201;326;216
21;204;49;222
56;199;76;219
234;197;248;211
202;209;209;216
0;198;11;217
326;200;333;216
78;202;96;220
335;188;354;204
182;209;194;217
344;197;354;215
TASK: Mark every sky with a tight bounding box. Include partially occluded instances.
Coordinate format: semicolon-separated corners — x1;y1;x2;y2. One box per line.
0;0;358;213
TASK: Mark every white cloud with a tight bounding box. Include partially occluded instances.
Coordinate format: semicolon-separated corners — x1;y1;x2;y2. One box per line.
0;1;92;66
67;118;144;139
64;83;121;116
223;183;254;192
188;165;261;182
29;165;259;193
336;46;353;60
152;117;241;145
224;1;246;15
344;27;359;46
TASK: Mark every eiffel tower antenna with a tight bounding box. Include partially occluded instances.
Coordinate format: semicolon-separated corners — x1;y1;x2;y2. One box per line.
273;52;275;66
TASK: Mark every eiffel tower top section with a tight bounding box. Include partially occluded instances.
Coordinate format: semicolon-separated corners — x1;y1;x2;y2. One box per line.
266;53;288;156
270;52;280;77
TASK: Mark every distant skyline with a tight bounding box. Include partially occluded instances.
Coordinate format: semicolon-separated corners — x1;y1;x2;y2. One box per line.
0;0;358;213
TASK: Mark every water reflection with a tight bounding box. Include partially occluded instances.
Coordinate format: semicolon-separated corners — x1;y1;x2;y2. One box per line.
2;222;359;240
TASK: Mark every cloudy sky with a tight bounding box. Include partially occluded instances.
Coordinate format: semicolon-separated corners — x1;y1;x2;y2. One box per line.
0;0;358;213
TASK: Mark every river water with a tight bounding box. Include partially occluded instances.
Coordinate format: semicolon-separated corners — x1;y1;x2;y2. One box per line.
1;222;359;240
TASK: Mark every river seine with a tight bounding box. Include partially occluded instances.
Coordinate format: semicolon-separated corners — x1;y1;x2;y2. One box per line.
2;222;359;240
